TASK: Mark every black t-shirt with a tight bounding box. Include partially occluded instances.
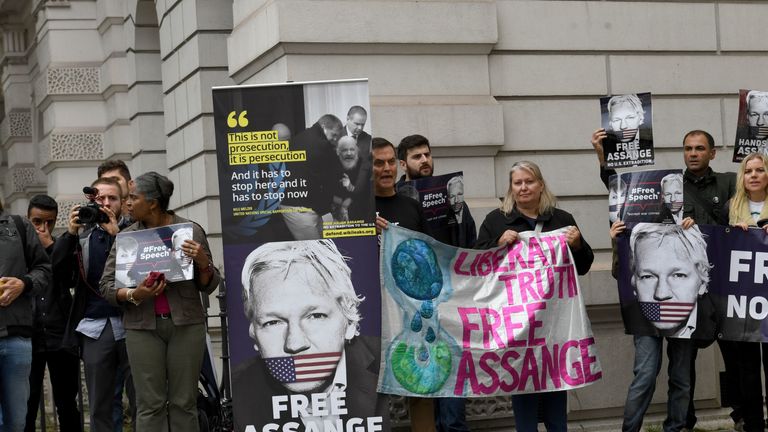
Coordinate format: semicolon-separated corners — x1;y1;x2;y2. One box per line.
375;194;427;234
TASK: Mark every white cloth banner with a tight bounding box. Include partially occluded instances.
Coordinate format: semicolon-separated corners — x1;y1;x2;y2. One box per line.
378;225;602;397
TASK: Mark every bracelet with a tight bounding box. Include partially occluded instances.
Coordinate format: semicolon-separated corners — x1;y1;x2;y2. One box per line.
127;289;142;306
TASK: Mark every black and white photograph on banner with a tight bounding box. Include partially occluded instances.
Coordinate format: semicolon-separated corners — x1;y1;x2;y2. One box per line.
212;80;376;244
114;222;195;288
599;92;654;168
396;171;475;245
733;89;768;162
615;223;717;339
608;169;684;224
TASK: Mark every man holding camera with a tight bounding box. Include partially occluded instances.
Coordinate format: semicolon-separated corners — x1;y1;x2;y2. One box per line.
59;177;129;432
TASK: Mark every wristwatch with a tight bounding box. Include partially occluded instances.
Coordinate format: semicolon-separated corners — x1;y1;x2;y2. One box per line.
127;289;141;306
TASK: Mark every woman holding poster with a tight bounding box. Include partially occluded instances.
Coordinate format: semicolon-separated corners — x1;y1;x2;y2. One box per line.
725;152;768;432
100;172;221;431
476;161;594;431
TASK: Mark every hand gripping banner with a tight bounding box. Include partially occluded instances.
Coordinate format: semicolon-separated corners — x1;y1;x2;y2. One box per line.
378;225;602;397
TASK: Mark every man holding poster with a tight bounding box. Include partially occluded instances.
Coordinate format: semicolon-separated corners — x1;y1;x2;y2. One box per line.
396;134;477;431
373;137;437;430
593;129;740;431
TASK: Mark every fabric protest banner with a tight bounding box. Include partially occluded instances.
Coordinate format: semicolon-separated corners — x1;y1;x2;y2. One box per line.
616;223;768;342
608;169;684;225
114;222;194;288
212;80;385;432
599;92;654;168
396;171;465;235
732;89;768;162
378;225;602;398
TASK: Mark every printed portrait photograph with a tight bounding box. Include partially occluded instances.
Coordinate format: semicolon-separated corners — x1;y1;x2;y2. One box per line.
228;237;384;430
625;223;712;338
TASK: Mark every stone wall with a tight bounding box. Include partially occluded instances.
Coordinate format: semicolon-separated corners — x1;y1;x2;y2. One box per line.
2;0;767;427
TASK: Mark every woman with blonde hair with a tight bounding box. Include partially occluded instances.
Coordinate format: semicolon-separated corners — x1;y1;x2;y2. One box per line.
729;152;768;230
725;151;768;432
476;160;594;431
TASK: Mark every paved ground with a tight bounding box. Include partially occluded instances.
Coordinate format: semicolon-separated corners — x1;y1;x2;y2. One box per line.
490;407;741;431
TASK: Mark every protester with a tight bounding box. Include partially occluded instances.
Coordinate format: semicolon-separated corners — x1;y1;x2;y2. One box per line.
101;171;220;431
0;198;51;432
373;137;434;430
594;128;740;431
59;177;128;432
475;160;594;431
24;195;82;432
725;152;768;432
396;134;475;431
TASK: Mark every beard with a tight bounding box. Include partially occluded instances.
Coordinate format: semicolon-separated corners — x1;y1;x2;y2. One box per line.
340;157;358;171
407;164;433;179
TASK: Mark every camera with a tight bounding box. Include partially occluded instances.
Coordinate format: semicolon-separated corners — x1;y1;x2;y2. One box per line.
78;187;110;225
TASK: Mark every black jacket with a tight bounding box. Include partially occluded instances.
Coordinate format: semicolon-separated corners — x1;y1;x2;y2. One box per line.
280;122;343;215
476;207;594;276
0;212;51;338
682;167;736;225
33;238;75;352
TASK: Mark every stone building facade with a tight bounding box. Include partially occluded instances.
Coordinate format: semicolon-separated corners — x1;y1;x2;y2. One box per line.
1;0;766;428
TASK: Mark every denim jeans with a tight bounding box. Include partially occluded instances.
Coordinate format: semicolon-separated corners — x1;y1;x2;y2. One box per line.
0;336;32;432
511;391;567;432
622;335;692;432
434;398;469;432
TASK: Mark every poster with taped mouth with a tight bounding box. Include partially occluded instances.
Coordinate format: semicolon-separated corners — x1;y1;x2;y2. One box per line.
114;223;194;288
396;171;465;237
212;80;388;432
615;223;768;342
212;79;376;244
732;89;768;162
225;237;387;431
608;169;684;225
600;92;654;168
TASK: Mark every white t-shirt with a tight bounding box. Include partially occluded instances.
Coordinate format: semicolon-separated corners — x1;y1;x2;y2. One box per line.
749;199;764;223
